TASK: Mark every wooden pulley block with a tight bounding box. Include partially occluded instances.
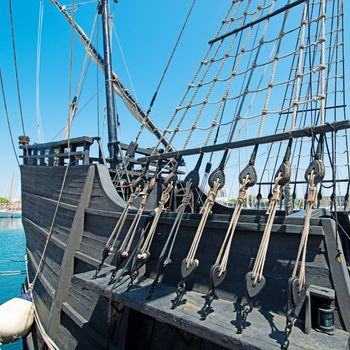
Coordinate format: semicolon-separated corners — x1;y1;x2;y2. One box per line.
208;167;225;189
304;159;325;184
239;164;258;187
276;162;291;186
245;271;266;299
210;264;227;288
181;258;199;279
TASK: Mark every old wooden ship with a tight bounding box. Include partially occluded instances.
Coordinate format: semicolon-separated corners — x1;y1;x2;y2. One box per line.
12;0;350;349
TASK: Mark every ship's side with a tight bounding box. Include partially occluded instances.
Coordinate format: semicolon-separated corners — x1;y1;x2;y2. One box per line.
21;154;350;350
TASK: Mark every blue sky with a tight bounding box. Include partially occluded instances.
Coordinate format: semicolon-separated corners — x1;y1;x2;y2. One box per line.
0;0;232;197
0;0;349;199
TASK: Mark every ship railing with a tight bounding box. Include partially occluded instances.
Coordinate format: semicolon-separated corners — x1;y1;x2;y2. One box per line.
19;136;163;170
137;120;350;163
20;136;98;166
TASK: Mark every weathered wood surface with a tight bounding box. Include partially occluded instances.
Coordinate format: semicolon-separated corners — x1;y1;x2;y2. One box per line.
20;136;95;150
48;166;95;339
21;164;350;350
75;270;349;350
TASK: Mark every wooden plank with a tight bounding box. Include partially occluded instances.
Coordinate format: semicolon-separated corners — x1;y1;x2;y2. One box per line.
20;136;94;150
138;120;350;162
20;151;89;160
74;272;350;350
322;218;350;331
47;166;95;339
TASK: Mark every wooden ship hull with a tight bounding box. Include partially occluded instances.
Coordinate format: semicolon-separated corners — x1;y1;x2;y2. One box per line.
21;146;350;350
14;0;350;348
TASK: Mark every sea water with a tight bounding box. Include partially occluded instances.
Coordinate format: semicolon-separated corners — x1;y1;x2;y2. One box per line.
0;218;26;350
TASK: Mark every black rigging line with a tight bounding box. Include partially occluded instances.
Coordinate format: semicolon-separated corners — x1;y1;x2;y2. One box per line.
209;0;305;44
340;0;349;160
290;0;320;201
134;0;197;144
96;18;100;137
226;0;265;145
339;0;350;209
67;0;75;144
0;68;20;167
8;0;25;136
259;0;302;198
150;0;197;114
208;0;249;164
9;0;25;135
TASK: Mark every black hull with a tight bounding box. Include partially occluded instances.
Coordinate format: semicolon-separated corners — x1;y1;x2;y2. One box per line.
21;164;350;349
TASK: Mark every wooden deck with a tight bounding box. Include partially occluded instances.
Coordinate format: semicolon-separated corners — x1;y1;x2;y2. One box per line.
75;268;349;350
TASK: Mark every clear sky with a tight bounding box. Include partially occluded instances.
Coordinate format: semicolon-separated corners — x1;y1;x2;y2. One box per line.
0;0;234;198
0;0;349;199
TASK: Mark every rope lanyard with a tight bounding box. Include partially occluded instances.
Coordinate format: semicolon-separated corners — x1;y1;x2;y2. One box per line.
108;179;155;284
199;146;258;319
291;171;317;287
146;182;193;296
138;182;174;258
171;150;228;309
238;139;292;333
146;154;204;299
281;134;325;350
125;177;176;290
93;185;142;279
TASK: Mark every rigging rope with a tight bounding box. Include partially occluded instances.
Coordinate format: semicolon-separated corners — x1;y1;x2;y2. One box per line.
29;165;70;290
238;138;292;333
36;0;45;142
93;184;142;279
138;182;174;256
112;24;137;100
257;3;289;137
65;8;99;136
8;0;26;136
108;174;158;284
319;0;326;126
152;0;239;153
0;68;20;167
291;1;308;131
225;0;276;145
125;173;178;289
183;0;263;150
200;148;258;319
147;181;193;299
97;19;101;137
28;0;76;294
171;150;228;309
131;0;197;149
67;0;76;143
281;133;325;350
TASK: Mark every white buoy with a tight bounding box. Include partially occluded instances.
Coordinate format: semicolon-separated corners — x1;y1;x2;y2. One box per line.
0;294;34;344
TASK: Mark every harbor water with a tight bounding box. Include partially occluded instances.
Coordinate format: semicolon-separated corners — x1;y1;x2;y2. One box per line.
0;218;26;350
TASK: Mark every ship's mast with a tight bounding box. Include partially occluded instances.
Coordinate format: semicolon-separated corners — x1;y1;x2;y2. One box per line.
50;0;175;152
100;0;118;167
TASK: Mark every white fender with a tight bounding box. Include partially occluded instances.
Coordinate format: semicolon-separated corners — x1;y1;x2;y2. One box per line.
0;294;34;344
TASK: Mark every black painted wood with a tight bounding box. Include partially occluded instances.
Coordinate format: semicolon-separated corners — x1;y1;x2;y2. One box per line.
20;164;350;350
